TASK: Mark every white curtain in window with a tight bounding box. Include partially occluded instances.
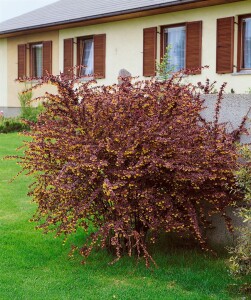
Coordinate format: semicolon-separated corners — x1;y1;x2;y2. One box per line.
32;44;43;77
165;26;186;71
82;39;94;75
244;18;251;69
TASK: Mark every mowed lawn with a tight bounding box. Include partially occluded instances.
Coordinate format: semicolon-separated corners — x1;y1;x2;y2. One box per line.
0;133;244;300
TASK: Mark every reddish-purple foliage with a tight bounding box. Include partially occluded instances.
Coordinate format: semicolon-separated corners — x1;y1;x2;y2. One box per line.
17;73;243;266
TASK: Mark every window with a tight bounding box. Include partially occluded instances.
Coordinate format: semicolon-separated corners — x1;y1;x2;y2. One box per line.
78;37;94;76
163;25;186;71
239;15;251;70
242;17;251;68
161;22;202;74
30;43;43;77
63;34;106;78
143;22;202;77
17;41;52;79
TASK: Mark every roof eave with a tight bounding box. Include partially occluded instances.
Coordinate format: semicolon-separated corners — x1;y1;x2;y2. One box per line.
0;0;243;38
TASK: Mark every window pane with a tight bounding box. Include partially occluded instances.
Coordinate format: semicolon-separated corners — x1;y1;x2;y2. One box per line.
164;26;186;72
243;18;251;69
32;44;43;77
81;39;94;76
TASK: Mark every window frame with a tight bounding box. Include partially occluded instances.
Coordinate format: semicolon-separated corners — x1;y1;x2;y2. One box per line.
160;23;186;71
29;41;43;78
238;14;251;72
77;35;94;77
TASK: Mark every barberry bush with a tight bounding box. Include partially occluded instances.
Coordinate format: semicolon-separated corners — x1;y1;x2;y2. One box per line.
16;72;244;266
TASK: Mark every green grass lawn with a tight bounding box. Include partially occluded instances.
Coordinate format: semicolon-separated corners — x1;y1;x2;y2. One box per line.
0;133;245;300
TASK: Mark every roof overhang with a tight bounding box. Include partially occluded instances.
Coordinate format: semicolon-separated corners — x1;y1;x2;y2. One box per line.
0;0;244;38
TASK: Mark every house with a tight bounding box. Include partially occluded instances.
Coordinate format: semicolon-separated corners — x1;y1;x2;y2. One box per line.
1;0;250;246
1;0;251;118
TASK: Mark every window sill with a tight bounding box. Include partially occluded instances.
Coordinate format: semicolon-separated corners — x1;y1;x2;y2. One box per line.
232;70;251;76
29;79;43;84
77;76;94;82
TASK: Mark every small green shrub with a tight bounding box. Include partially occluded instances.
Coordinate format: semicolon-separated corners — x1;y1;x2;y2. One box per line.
156;45;174;80
228;145;251;293
19;87;43;123
21;105;43;123
229;147;251;275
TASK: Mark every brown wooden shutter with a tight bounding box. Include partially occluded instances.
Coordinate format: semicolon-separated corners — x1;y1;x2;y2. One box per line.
43;40;52;76
94;34;106;78
143;27;157;77
18;44;26;79
186;21;202;74
63;38;74;75
216;17;234;74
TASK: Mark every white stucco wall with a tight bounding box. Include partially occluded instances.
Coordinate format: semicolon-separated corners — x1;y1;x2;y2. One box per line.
59;0;251;93
201;94;251;144
0;38;8;107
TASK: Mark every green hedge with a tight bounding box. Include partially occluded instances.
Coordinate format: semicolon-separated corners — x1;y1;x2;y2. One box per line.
0;117;29;133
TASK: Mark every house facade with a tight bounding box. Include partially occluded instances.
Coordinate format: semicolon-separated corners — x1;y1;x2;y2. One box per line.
1;0;251;116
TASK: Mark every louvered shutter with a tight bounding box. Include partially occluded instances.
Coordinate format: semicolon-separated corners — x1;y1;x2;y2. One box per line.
186;21;202;74
94;34;106;78
63;38;74;75
18;44;26;79
143;27;157;77
43;40;52;76
216;17;234;74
